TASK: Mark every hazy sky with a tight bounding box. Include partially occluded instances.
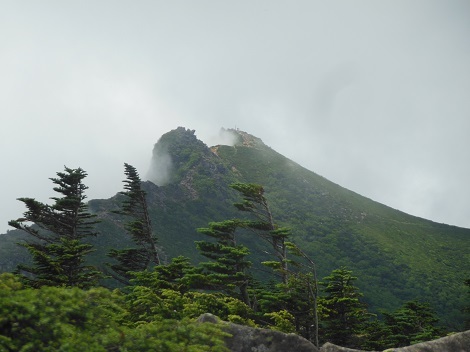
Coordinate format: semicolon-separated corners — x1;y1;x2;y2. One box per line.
1;0;469;233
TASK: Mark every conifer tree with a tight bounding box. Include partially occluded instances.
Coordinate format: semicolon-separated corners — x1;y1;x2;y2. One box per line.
228;183;322;342
464;278;470;329
107;163;160;284
319;267;370;347
230;183;289;284
382;300;443;347
130;256;198;294
195;219;252;306
284;241;320;347
9;167;102;288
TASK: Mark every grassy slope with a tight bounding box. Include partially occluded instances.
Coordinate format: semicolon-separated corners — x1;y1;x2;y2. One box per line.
215;141;469;329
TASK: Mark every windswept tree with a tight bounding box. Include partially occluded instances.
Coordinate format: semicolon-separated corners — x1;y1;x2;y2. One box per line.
195;219;252;306
194;182;320;345
9;167;102;288
284;241;320;347
107;163;161;284
230;183;290;284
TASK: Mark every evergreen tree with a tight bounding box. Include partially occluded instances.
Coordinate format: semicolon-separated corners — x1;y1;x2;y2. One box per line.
195;220;252;306
107;163;161;284
9;167;102;288
230;183;289;284
227;183;321;345
359;319;392;351
464;278;470;329
284;241;320;347
260;242;321;346
272;273;318;342
382;300;443;347
319;267;370;347
130;256;198;295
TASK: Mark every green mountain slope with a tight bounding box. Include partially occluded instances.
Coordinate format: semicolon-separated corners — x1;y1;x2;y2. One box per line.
1;127;468;329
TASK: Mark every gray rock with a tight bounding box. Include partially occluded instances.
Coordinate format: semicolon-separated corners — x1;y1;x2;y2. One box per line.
387;330;470;352
197;314;470;352
320;343;376;352
197;313;319;352
319;330;470;352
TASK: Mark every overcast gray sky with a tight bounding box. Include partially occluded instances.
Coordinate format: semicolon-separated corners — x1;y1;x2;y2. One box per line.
1;0;469;233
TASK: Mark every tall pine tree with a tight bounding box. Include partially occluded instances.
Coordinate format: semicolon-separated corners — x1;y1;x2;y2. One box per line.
107;163;161;284
9;167;102;288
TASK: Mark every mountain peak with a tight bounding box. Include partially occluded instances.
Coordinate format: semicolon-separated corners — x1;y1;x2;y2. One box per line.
147;127;208;186
220;128;267;149
147;127;231;189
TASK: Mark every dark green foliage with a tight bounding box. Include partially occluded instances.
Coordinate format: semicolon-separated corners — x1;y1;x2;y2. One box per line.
119;318;230;352
196;220;252;306
260;273;318;342
284;241;320;345
0;273;126;351
0;273;231;351
231;182;289;284
318;267;371;347
360;300;444;350
107;163;161;284
359;319;393;350
8;167;102;288
130;256;199;294
125;264;255;327
201;183;322;345
251;241;320;346
382;300;444;347
463;278;470;329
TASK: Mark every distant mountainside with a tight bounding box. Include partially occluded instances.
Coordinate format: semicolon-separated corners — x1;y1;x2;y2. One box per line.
1;127;469;329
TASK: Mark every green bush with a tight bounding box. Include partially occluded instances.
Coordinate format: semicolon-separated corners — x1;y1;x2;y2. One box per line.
0;274;230;351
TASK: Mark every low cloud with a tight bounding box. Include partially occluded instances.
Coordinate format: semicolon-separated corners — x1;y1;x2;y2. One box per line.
146;145;174;186
203;128;240;148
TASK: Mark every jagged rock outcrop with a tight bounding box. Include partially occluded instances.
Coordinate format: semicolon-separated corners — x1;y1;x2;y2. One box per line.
197;313;319;352
198;314;470;352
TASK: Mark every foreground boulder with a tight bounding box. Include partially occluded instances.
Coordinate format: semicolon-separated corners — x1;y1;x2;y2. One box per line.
197;313;319;352
388;329;470;352
320;344;372;352
198;314;470;352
